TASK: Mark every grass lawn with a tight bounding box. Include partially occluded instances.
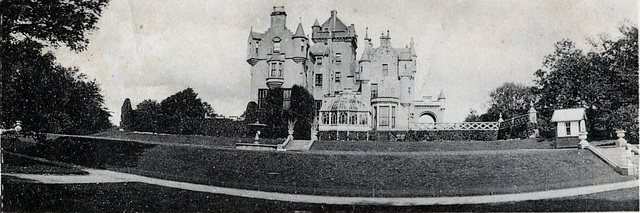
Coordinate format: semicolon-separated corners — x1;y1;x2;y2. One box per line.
91;130;285;147
1;153;88;175
311;138;553;152
3;136;635;198
2;177;638;212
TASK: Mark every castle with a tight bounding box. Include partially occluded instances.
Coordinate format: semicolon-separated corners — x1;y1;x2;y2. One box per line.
247;6;445;132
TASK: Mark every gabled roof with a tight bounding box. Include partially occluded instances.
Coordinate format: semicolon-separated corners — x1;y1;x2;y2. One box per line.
551;108;586;122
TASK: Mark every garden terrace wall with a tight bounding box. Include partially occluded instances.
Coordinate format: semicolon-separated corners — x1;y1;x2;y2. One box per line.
318;130;498;141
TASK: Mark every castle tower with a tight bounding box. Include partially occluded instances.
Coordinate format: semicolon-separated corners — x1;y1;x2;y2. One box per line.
309;10;358;99
246;6;309;110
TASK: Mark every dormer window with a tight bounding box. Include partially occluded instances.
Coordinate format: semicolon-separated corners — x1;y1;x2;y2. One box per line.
273;37;281;53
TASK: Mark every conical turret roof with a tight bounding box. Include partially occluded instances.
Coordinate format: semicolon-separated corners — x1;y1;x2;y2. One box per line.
293;22;306;38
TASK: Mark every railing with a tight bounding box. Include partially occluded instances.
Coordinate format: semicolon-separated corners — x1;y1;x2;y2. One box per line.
414;122;499;131
627;144;639;155
499;115;529;129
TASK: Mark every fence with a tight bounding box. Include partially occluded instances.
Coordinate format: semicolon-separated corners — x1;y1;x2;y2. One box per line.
414;122;499;131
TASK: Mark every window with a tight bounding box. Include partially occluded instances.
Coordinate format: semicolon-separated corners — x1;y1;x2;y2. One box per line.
270;62;282;78
350;113;357;125
322;112;329;124
339;112;347;124
391;106;396;128
565;122;571;136
382;64;388;76
316;56;322;65
273;40;281;53
255;47;259;55
283;89;291;110
379;106;389;127
335;72;341;82
335;53;341;62
356;72;360;81
371;83;378;98
315;74;323;86
330;112;337;125
258;89;268;109
301;44;304;52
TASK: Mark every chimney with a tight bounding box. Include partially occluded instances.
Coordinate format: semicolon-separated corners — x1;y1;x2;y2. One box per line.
270;6;287;29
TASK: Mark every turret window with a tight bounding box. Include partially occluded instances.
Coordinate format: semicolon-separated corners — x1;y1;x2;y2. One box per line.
336;53;341;63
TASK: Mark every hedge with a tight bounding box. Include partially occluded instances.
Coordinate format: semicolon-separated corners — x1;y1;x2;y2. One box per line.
318;130;498;141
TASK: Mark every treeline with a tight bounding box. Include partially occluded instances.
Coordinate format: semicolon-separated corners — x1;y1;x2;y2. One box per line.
120;85;316;140
467;23;638;143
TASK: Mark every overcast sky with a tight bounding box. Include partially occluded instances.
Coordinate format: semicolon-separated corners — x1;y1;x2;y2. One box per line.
54;0;637;125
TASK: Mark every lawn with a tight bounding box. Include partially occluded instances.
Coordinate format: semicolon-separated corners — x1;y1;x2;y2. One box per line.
2;177;638;212
3;136;635;198
90;130;285;147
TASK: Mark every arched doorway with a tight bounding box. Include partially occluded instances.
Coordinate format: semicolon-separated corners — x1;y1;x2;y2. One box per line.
418;112;437;123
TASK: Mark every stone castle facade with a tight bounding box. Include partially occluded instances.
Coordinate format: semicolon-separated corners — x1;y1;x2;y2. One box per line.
247;7;445;132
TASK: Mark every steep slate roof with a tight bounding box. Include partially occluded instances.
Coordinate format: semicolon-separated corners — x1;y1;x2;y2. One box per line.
551;108;586;122
321;13;348;31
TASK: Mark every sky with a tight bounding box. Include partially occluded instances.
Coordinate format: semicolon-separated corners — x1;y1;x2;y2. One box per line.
54;0;638;125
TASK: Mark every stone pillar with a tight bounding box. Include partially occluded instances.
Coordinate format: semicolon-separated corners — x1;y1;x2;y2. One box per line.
528;104;539;138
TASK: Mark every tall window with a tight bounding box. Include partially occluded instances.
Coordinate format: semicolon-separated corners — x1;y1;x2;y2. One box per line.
379;106;389;127
283;89;291;110
316;56;322;65
391;106;396;128
335;53;342;62
382;64;388;76
270;62;282;78
315;74;323;86
565;122;571;135
371;83;378;98
273;39;281;53
335;72;341;82
258;89;268;109
300;44;304;52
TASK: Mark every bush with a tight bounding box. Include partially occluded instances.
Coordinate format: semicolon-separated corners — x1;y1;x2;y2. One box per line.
317;130;498;141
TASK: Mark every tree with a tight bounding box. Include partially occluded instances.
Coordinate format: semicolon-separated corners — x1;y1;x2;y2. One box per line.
131;99;161;133
120;98;133;130
160;88;206;119
260;88;286;139
1;0;112;134
241;101;259;123
465;82;535;122
289;85;315;139
534;23;638;142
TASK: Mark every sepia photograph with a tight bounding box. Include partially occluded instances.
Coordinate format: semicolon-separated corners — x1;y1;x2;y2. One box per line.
1;0;638;212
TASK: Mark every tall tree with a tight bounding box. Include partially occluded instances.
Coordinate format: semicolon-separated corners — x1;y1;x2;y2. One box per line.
289;85;315;139
2;0;112;134
120;98;133;130
534;23;638;142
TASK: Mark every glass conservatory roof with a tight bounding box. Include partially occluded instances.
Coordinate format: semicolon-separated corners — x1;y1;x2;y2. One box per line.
320;95;370;112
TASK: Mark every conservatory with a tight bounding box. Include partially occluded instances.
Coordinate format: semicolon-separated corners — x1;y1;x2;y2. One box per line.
318;92;371;131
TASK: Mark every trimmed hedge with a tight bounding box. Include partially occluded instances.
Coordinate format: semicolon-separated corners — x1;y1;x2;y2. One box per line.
318;130;498;141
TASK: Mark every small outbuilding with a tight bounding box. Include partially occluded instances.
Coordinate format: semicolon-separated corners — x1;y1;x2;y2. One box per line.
550;108;587;138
